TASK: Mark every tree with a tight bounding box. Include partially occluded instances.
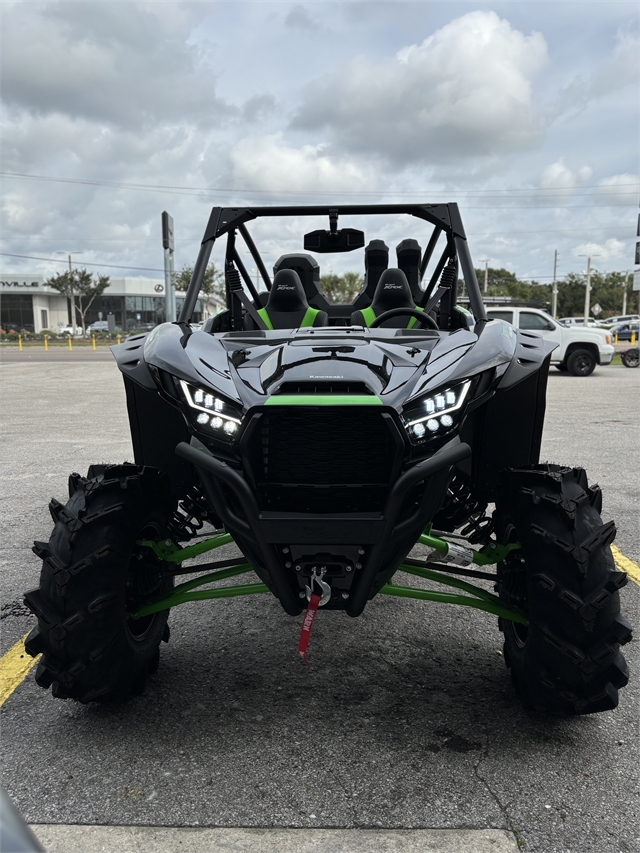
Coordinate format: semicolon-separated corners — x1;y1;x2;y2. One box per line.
174;262;225;301
319;271;364;304
45;268;110;336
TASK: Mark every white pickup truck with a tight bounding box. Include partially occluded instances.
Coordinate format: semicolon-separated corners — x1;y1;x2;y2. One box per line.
485;306;614;376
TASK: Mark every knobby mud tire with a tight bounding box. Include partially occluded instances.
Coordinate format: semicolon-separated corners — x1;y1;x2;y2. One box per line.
495;464;632;715
24;464;175;703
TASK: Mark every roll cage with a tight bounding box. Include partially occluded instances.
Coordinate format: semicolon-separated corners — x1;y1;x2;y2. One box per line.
178;203;487;330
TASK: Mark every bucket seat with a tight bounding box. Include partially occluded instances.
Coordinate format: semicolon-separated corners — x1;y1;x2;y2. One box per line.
350;269;424;329
245;269;328;330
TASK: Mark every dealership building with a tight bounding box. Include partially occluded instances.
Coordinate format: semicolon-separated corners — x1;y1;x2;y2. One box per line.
0;275;223;333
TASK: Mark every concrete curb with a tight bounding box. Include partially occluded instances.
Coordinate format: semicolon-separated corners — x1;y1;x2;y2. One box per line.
30;825;519;853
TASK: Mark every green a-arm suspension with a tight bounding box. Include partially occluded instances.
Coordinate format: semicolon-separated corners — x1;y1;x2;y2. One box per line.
132;529;527;625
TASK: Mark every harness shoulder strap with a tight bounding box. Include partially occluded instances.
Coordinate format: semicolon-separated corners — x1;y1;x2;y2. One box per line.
256;307;274;331
300;307;320;328
407;306;424;330
360;306;376;327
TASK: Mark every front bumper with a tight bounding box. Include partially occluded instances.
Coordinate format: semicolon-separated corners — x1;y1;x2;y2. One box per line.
599;346;615;365
176;439;470;617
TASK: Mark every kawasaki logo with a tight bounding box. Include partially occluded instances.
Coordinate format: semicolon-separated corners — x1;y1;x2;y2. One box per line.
310;375;344;379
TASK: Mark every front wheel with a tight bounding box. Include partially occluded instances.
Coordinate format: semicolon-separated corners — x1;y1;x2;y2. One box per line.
494;465;632;715
621;348;639;368
566;348;596;376
24;464;175;702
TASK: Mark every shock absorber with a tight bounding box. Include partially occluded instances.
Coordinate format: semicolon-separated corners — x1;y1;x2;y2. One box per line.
437;258;458;330
434;475;494;545
168;485;219;541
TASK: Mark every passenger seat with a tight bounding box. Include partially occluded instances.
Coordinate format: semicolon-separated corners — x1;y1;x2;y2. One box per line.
245;269;328;330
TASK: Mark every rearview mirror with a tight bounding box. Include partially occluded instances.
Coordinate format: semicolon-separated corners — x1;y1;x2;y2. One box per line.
304;228;365;253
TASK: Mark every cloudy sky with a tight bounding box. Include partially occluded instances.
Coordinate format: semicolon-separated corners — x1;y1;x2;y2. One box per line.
1;1;638;284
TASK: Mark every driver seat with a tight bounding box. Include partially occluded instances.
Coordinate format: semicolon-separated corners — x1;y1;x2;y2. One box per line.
350;269;424;328
245;269;328;330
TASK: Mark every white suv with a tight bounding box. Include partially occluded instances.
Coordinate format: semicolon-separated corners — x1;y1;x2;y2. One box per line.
486;307;614;376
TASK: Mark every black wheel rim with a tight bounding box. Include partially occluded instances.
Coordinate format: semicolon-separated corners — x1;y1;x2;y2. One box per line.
126;520;167;641
574;355;593;375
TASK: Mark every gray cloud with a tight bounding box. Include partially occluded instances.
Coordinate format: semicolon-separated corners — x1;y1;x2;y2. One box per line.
242;94;278;123
291;10;548;165
285;5;320;33
1;1;234;130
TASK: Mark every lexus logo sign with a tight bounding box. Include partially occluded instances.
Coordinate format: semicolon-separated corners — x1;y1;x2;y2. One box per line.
154;284;164;293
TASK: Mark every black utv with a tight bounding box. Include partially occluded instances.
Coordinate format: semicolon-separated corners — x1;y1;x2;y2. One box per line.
25;203;632;714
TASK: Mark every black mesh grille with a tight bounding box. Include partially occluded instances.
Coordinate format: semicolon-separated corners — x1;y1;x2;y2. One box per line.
247;408;397;512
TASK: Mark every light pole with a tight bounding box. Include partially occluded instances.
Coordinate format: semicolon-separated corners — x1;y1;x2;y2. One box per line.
161;212;175;323
55;251;82;329
479;259;490;294
623;270;631;316
551;249;558;318
578;255;600;325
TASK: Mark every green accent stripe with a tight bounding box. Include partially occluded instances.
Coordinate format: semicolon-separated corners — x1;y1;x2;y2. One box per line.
256;307;273;330
265;395;382;406
360;306;376;327
300;307;320;327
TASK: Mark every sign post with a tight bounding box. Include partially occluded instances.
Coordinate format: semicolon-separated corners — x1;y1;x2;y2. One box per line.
162;212;176;323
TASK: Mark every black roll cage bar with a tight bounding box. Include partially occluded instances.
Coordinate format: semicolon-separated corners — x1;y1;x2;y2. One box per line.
178;203;487;327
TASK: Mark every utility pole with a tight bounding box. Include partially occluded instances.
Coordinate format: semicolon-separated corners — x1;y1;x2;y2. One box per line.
551;249;558;318
162;212;176;323
578;255;599;325
479;259;490;294
623;271;629;316
55;251;81;329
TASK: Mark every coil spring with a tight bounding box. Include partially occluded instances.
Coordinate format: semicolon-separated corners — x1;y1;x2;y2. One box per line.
437;475;494;545
168;486;212;541
439;258;458;290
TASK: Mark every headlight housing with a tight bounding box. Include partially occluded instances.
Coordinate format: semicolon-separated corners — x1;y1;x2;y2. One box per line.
402;380;471;444
179;380;243;440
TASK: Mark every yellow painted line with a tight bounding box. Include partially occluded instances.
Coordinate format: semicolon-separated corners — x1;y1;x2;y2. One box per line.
0;632;39;707
612;545;640;587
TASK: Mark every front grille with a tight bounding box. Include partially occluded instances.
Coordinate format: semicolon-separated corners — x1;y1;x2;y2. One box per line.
246;408;397;512
275;382;373;395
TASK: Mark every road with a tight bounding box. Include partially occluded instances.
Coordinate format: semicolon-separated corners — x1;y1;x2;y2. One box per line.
1;354;638;853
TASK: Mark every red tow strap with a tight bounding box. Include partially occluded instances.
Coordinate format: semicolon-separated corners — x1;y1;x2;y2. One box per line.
298;592;321;665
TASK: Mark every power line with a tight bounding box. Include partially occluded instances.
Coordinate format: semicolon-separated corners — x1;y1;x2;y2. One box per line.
0;252;165;273
0;251;627;281
1;171;638;204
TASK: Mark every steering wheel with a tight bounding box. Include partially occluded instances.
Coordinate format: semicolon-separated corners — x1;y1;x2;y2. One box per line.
369;307;439;331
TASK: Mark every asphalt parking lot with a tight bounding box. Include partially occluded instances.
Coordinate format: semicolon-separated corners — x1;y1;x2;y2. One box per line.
1;349;638;853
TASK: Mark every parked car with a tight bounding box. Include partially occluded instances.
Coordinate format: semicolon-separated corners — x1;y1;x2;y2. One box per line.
87;321;110;333
558;316;599;327
485;307;613;375
58;325;82;336
597;314;639;327
609;322;639;342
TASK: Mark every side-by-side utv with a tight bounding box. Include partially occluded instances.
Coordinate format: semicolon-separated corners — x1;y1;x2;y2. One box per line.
25;203;632;714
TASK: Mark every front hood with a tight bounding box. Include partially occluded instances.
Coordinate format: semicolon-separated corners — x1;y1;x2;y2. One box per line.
142;322;518;412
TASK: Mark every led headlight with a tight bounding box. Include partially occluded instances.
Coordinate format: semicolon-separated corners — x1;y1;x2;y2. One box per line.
403;380;471;444
179;380;243;439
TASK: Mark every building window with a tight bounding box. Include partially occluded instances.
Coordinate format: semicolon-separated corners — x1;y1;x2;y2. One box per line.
175;297;203;322
41;309;48;329
0;293;35;332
